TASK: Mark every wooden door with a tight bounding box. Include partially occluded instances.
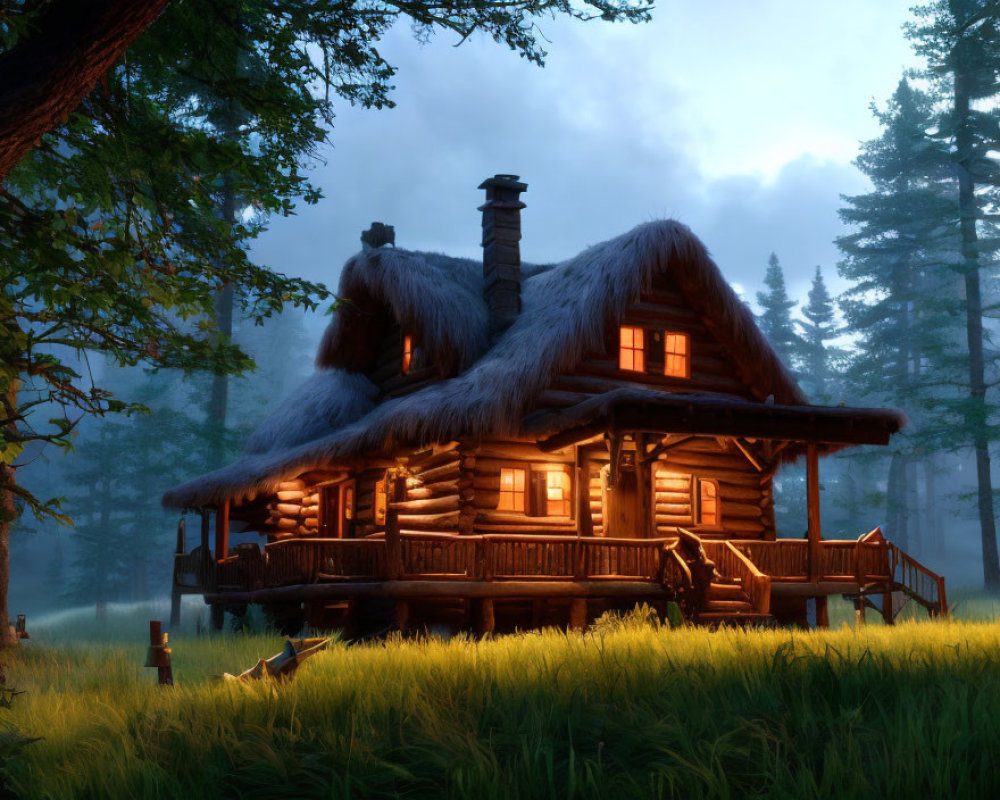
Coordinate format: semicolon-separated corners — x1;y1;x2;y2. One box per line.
602;465;642;538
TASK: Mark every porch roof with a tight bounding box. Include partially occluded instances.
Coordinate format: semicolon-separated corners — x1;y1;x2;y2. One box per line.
523;388;906;453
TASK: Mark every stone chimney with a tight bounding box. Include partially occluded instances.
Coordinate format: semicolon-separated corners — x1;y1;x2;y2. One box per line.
479;174;527;340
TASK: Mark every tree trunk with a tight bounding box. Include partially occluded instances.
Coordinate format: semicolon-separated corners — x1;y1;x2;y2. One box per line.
0;0;170;182
0;467;15;648
954;67;1000;591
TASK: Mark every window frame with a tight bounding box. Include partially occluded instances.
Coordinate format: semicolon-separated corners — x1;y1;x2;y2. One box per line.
694;477;722;529
498;466;527;512
663;331;691;379
494;462;574;519
618;326;646;372
402;334;413;375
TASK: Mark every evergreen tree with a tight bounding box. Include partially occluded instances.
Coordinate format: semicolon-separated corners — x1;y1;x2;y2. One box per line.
796;266;840;403
756;253;802;372
907;1;1000;587
837;76;962;557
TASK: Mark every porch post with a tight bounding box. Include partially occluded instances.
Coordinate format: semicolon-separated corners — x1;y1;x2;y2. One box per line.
807;444;822;582
215;500;230;562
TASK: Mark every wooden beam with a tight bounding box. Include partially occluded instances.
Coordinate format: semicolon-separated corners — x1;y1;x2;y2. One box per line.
806;444;821;582
731;438;764;472
215;501;230;563
641;435;696;464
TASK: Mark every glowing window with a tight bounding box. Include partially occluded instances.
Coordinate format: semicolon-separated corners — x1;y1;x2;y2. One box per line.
664;332;690;378
545;471;572;517
343;484;354;521
402;335;413;374
498;468;526;512
374;476;387;526
619;326;645;372
698;479;720;526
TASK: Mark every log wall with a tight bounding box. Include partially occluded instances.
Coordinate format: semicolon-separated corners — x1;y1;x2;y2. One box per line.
541;270;760;408
470;439;577;535
369;319;440;401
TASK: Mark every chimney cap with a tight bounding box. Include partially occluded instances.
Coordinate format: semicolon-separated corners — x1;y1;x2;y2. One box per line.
478;174;527;192
361;221;395;250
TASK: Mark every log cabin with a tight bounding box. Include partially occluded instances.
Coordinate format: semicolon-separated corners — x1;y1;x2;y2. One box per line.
163;175;947;634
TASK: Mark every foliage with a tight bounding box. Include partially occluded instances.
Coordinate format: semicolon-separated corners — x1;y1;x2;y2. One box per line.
0;0;654;524
6;613;1000;798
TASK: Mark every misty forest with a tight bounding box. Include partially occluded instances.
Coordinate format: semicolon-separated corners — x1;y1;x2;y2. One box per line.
7;0;1000;621
11;1;1000;798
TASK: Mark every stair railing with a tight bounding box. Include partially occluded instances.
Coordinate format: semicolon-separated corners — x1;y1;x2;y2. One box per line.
702;540;771;616
888;544;948;617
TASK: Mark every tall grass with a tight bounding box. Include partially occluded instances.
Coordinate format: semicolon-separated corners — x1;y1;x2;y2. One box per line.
5;601;1000;799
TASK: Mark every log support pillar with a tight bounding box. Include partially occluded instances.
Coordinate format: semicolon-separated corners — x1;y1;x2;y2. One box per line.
394;599;410;635
806;444;822;582
531;599;544;628
472;598;495;637
882;590;894;626
815;595;829;629
209;603;225;633
569;597;587;631
215;501;230;563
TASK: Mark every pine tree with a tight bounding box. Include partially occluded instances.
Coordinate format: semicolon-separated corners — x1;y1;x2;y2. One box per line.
796;266;840;403
837;76;962;557
907;1;1000;587
756;254;802;373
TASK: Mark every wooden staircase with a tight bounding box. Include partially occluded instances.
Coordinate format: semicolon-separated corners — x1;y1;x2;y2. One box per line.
695;576;775;627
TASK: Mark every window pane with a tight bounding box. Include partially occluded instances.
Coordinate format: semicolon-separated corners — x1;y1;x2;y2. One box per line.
545;471;571;517
498;468;526;512
619;326;646;372
699;479;719;526
664;332;690;378
402;334;412;374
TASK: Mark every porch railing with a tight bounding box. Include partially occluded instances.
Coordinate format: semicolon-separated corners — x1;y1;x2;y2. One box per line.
186;533;686;593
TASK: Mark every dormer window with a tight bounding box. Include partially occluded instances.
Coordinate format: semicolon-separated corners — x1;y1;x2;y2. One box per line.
402;334;413;374
664;332;690;378
619;326;645;372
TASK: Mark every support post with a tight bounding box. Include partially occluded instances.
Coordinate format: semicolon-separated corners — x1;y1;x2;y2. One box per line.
854;598;866;627
806;443;822;582
473;598;495;637
210;603;225;632
394;599;410;634
170;517;186;628
815;595;829;629
882;590;894;626
569;597;587;631
147;620;173;687
215;501;230;563
385;471;404;580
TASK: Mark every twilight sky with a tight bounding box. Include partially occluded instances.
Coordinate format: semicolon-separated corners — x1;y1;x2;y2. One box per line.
250;0;923;319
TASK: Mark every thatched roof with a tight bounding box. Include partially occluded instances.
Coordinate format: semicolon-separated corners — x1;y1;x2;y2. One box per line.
163;220;812;508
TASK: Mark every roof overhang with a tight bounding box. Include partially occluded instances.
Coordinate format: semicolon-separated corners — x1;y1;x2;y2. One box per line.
524;390;906;453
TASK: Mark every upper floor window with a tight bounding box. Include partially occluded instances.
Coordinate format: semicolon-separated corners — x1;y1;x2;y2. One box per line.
664;332;690;378
619;326;645;372
402;334;413;374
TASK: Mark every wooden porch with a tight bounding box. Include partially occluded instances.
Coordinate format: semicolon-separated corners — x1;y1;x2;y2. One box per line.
172;526;947;632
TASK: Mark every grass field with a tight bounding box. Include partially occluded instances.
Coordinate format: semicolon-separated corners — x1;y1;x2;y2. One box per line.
2;594;1000;799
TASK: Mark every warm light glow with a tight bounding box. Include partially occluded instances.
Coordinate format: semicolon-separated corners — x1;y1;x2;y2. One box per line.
374;476;387;525
699;479;719;526
343;485;354;520
545;471;571;517
664;332;690;378
498;467;526;511
619;326;645;371
402;334;412;374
